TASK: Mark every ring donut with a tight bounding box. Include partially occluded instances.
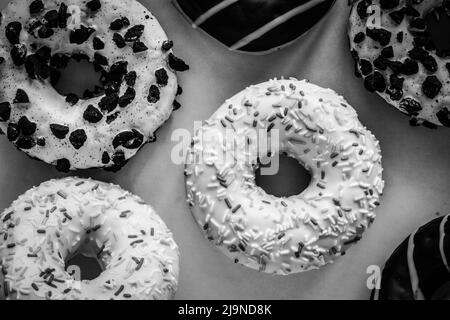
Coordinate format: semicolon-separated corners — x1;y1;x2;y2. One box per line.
0;177;179;300
184;79;384;274
173;0;336;54
373;214;450;300
0;0;189;172
348;0;450;128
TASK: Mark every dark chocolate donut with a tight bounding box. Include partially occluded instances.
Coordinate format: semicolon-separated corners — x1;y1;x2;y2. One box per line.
373;215;450;300
173;0;336;54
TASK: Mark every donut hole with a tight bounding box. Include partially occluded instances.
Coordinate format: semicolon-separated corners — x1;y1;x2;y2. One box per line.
64;239;106;281
425;7;450;55
52;56;105;100
255;153;311;198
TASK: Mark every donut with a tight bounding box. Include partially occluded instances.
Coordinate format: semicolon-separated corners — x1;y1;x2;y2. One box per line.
0;177;179;300
173;0;336;54
373;214;450;300
0;0;189;172
184;79;384;274
348;0;450;128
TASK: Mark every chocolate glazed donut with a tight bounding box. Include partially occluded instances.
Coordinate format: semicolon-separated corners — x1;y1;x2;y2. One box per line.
373;215;450;300
173;0;336;54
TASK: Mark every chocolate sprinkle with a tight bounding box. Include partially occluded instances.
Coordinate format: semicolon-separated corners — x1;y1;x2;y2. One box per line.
44;10;59;28
359;59;373;76
353;32;365;44
125;71;137;86
36;137;45;146
50;53;70;69
58;3;69;28
118;87;136;107
55;158;70;172
70;26;95;45
155;68;168;86
69;129;87;149
173;100;181;110
364;72;386;93
400;59;419;75
38;25;54;39
366;27;392;46
50;124;69;139
83;105;103;123
94;52;108;66
65;93;79;106
11;44;27;66
422;76;442;99
108;61;128;83
400;98;422;115
112;129;143;149
106;111;119;124
18;116;36;135
93;37;105;50
124;25;144;42
176;85;183;96
101;151;110;164
7;123;19;141
0;102;11;121
389;10;405;25
168;53;189;72
112;33;126;48
147;85;160;103
29;0;44;14
14;89;29;103
161;40;173;51
86;0;101;11
133;41;148;53
16;136;36;149
111;149;126;168
110;17;130;31
437;108;450;127
99;93;119;112
5;22;22;45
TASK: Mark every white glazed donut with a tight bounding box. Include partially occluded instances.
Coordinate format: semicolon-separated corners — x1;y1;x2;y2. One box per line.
0;177;179;300
349;0;450;128
0;0;189;171
185;79;384;274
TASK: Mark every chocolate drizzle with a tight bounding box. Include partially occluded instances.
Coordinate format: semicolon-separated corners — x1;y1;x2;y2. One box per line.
375;215;450;300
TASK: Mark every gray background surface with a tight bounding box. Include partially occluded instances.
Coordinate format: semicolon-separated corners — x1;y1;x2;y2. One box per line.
0;0;449;299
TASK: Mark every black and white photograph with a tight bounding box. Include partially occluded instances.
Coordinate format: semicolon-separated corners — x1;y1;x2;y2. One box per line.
0;0;449;308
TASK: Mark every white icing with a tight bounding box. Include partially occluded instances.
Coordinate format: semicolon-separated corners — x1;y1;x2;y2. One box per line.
185;79;384;274
0;177;180;300
67;5;82;31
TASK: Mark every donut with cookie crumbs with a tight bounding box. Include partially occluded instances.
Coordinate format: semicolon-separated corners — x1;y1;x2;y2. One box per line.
0;0;189;171
349;0;450;128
